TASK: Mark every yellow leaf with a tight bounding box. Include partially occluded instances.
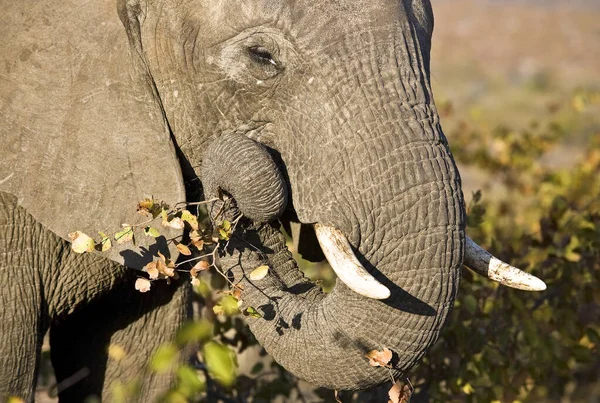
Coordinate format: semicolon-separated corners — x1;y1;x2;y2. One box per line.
144;226;160;238
68;231;96;254
98;231;112;252
108;344;127;361
137;198;155;217
135;278;151;293
221;220;231;231
249;265;269;281
366;348;393;367
218;228;230;241
462;383;475;395
181;210;199;230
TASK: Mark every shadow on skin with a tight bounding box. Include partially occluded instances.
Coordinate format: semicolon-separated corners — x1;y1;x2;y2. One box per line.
120;235;171;268
354;247;437;317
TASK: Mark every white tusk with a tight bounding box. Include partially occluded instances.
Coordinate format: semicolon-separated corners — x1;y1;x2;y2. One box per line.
464;237;547;291
314;224;391;300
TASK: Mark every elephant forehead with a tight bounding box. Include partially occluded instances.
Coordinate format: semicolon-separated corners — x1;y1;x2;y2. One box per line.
191;0;416;44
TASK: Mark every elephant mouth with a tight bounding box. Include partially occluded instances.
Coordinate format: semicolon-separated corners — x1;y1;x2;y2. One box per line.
313;222;546;298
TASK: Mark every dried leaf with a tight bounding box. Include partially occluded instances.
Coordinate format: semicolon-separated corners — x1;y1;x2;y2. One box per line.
68;231;96;254
334;390;342;403
366;348;393;367
191;277;201;287
144;226;161;238
157;259;175;277
137;198;168;218
191;260;210;276
191;239;205;251
137;198;155;217
181;210;199;230
143;261;160;280
232;287;242;300
156;252;176;277
168;217;185;230
388;380;413;403
249;265;269;281
115;225;134;244
135;278;151;293
190;230;202;242
175;241;192;256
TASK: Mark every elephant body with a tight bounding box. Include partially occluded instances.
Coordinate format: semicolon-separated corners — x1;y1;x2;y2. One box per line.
0;0;469;399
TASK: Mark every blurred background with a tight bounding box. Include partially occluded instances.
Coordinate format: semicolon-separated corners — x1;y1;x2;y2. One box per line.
35;1;600;402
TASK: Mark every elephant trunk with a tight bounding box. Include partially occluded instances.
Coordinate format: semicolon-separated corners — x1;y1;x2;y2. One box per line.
207;108;464;390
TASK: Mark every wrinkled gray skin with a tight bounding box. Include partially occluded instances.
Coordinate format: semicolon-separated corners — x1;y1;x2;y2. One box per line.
0;0;464;400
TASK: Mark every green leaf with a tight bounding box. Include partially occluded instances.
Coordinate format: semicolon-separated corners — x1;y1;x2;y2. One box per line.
219;295;240;316
586;328;600;347
218;228;230;241
176;365;206;397
462;295;478;315
149;343;179;373
221;220;231;231
110;379;141;403
161;391;187;403
244;306;262;319
250;362;264;375
115;226;134;245
175;320;213;346
144;226;161;238
202;341;237;387
97;231;112;252
217;220;233;241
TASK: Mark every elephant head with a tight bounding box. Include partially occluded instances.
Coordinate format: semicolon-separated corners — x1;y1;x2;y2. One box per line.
0;0;545;392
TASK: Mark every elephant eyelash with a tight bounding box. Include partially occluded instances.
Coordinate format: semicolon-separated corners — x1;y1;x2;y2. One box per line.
247;46;279;67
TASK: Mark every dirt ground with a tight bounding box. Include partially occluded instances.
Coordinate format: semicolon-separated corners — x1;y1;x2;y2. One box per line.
432;0;600;86
33;2;600;402
430;0;600;197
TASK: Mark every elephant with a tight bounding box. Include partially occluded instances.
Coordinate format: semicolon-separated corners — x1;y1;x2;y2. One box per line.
0;0;546;400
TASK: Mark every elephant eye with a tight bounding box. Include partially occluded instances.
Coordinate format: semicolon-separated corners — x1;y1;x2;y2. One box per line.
247;46;278;67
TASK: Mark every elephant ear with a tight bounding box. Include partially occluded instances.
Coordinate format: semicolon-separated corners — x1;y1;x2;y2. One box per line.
0;0;185;268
